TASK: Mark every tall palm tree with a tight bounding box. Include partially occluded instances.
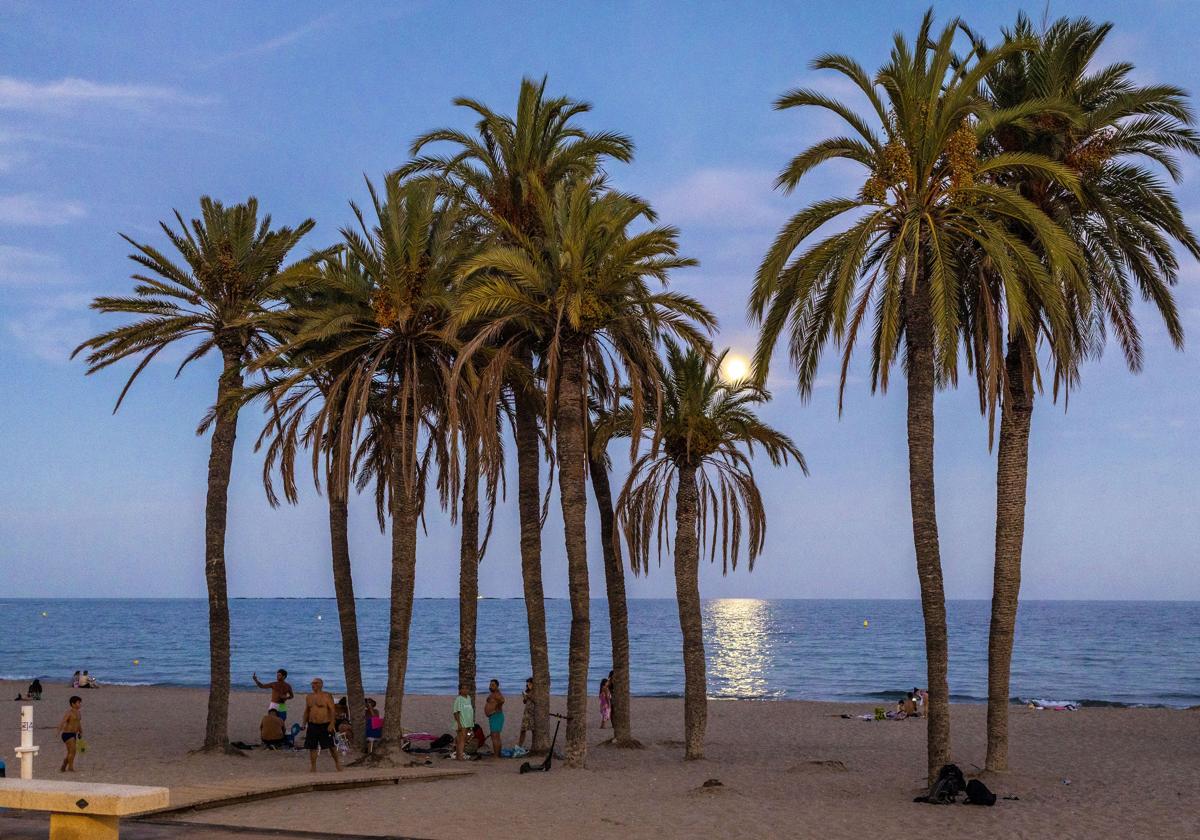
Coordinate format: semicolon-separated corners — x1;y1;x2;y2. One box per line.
403;77;634;751
73;197;317;751
973;15;1200;771
749;13;1085;780
459;179;713;766
588;399;638;746
616;345;805;759
258;177;474;757
254;255;371;750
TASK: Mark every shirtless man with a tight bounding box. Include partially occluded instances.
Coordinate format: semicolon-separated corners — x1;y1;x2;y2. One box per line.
252;669;294;722
303;678;342;772
57;695;83;772
484;679;505;757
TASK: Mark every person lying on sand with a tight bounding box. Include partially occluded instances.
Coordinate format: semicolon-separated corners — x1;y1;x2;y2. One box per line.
303;678;342;773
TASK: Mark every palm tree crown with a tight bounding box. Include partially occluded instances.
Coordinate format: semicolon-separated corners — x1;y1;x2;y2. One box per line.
616;344;806;575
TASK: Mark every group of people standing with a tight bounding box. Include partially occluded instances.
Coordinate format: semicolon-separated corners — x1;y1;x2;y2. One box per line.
252;668;343;772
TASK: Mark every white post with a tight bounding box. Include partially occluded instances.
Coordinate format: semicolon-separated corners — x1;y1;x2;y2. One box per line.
14;704;38;779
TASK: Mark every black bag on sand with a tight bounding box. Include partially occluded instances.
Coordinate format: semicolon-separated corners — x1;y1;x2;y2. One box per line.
914;763;967;804
965;778;997;806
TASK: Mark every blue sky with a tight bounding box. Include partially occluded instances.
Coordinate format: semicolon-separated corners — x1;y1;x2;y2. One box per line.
1;1;1197;600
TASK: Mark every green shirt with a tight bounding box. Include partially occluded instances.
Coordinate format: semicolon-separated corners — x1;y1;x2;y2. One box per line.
452;694;474;730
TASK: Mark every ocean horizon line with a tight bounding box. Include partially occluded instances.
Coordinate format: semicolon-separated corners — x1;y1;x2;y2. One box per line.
5;595;1199;603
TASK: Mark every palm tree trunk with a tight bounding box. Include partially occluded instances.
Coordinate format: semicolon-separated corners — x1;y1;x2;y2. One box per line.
589;452;636;746
673;463;706;760
327;483;365;751
458;440;481;707
380;414;420;755
986;339;1034;771
556;340;590;767
515;350;551;753
904;285;950;783
201;344;243;751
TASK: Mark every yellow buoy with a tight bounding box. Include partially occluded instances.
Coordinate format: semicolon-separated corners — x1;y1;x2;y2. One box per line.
863;619;869;628
133;659;140;665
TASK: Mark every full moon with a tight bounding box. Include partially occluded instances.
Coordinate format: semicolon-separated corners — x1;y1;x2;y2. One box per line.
721;353;750;383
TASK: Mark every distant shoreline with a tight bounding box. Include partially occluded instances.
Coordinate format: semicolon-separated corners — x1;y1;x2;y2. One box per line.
5;595;1200;603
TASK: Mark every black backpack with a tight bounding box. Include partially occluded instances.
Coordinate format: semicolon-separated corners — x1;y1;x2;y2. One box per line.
914;763;967;804
965;778;997;806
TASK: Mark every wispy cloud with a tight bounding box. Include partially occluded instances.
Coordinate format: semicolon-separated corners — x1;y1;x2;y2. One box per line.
0;76;209;112
0;194;86;226
202;13;336;67
653;168;784;230
0;245;75;286
5;294;94;363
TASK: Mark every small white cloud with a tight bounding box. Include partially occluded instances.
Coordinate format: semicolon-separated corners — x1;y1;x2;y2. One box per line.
654;168;783;230
0;194;86;226
0;76;209;112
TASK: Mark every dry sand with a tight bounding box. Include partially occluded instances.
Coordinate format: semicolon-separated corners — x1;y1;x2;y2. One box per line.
2;680;1197;838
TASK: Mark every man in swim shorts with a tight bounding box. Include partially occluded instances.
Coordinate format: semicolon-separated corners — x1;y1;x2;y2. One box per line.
253;668;294;721
484;679;504;757
303;678;342;772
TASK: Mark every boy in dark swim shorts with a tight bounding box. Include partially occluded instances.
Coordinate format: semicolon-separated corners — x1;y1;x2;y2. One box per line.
57;695;83;772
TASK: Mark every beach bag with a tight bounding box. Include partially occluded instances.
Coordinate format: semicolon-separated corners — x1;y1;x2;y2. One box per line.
76;739;87;754
965;778;996;806
914;763;965;804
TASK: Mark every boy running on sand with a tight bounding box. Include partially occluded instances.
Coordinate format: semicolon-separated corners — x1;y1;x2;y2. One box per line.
57;695;83;772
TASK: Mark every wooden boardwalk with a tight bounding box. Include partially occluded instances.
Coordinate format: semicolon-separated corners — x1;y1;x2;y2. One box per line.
138;766;471;817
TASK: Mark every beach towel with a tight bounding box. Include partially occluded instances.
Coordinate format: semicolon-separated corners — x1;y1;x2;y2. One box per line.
1029;699;1079;710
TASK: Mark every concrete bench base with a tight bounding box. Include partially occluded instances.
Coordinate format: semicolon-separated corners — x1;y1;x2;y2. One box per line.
49;812;119;840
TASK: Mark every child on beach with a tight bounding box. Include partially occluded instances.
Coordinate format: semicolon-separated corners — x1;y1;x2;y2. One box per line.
599;678;612;729
57;695;83;772
518;677;534;748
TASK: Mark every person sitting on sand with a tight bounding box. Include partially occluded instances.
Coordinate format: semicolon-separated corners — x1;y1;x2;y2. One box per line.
902;693;918;717
452;685;474;760
29;679;43;700
57;695;83;772
484;679;504;756
518;677;534;749
253;669;294;722
80;670;99;688
334;697;352;737
260;707;286;749
302;678;342;773
71;671;81;688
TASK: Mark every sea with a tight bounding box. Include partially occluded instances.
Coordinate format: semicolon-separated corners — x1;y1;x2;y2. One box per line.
1;598;1197;708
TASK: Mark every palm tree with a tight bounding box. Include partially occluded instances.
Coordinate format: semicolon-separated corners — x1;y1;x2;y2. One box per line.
255;255;370;750
749;13;1085;780
615;345;804;759
258;177;474;757
459;179;713;766
588;398;637;746
73;197;317;751
403;77;634;752
973;15;1200;771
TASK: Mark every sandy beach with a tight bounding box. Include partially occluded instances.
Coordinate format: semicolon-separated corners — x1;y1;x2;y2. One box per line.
2;680;1197;839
